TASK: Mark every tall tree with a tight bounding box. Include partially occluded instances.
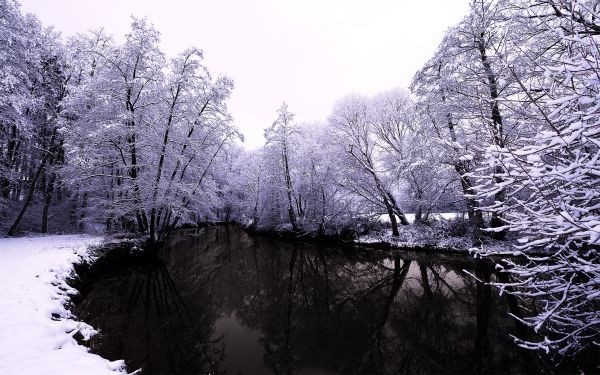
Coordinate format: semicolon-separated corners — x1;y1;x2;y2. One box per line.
264;103;300;231
330;95;409;237
64;19;238;240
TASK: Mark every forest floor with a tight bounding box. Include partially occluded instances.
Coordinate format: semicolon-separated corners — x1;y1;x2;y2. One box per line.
0;235;126;375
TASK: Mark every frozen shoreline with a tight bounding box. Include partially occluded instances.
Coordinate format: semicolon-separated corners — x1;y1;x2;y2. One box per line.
0;235;126;375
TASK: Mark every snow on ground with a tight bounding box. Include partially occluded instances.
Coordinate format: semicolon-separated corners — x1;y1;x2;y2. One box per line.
377;212;460;224
364;212;473;250
357;225;472;250
359;213;511;253
0;235;126;375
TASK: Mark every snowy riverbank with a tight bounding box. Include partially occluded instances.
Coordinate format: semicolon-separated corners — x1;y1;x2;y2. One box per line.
0;235;126;375
357;227;473;252
356;219;511;254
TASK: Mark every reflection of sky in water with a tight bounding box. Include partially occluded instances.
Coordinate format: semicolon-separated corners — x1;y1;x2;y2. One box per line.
214;313;266;374
383;257;466;291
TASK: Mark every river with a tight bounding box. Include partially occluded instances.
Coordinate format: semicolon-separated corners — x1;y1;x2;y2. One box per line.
74;225;550;374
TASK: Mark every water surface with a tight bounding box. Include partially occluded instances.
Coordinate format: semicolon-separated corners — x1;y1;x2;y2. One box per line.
76;226;538;374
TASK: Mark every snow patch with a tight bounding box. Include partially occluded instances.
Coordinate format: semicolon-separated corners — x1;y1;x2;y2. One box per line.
0;235;126;375
376;212;460;224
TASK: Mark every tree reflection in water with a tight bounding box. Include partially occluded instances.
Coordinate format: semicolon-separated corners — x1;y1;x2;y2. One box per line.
75;246;225;374
77;226;538;374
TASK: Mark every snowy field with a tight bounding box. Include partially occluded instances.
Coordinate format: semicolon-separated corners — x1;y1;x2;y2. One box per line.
0;235;126;375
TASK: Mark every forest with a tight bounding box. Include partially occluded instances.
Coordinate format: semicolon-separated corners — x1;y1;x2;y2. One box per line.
1;0;599;368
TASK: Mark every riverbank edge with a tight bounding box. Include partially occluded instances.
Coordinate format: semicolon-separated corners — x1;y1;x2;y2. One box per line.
123;219;511;256
242;224;512;256
0;235;127;375
68;239;143;303
65;238;150;374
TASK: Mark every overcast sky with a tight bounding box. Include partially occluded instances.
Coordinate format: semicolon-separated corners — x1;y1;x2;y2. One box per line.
19;0;470;149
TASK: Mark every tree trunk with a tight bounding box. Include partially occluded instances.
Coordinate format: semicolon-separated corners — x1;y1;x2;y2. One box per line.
149;85;181;242
414;205;423;225
41;172;56;233
7;154;49;236
319;187;326;235
445;108;484;242
479;38;507;240
70;188;79;227
128;129;146;234
125;86;146;234
1;123;20;200
413;186;423;225
386;201;400;237
282;140;298;231
439;60;486;243
251;175;261;227
455;163;485;243
79;192;88;232
368;165;409;227
7;127;57;236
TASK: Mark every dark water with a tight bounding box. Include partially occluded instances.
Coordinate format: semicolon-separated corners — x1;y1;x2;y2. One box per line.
76;226;545;375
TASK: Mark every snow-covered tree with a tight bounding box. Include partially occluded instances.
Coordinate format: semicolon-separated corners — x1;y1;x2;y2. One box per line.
0;1;78;235
330;94;410;236
263;103;300;231
472;0;600;356
63;18;238;240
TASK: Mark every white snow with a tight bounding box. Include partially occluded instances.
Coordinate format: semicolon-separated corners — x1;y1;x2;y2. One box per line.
0;235;126;375
377;212;460;224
